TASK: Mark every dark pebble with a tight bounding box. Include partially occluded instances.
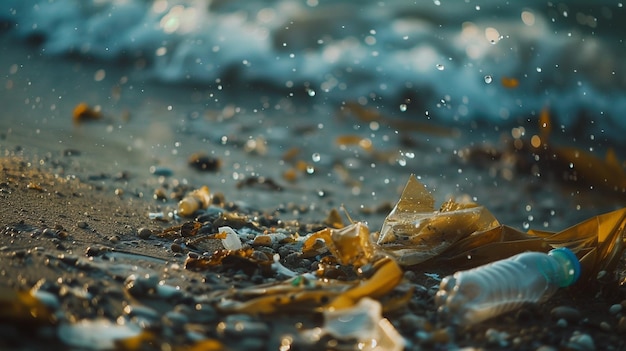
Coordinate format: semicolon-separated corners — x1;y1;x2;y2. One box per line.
551;306;582;323
188;303;218;323
124;274;159;297
221;314;270;338
163;311;189;332
171;243;184;253
137;228;152;239
58;254;78;266
124;304;160;328
77;221;88;229
42;228;57;238
196;206;224;223
150;166;173;177
188;153;221;172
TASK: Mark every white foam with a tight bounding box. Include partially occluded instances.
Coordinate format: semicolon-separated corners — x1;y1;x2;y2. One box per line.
4;0;626;138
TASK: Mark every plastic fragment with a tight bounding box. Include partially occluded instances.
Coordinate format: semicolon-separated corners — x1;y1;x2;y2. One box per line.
302;221;375;267
219;226;242;250
304;298;405;351
376;174;499;265
178;186;211;217
326;257;403;310
72;102;102;124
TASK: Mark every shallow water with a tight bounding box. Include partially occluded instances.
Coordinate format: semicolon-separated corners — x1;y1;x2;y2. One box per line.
2;1;626;232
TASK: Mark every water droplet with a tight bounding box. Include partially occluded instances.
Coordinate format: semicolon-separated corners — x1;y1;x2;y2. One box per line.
436;64;445;71
311;153;321;162
484;75;493;84
522;222;530;230
399;104;407;112
306;88;316;97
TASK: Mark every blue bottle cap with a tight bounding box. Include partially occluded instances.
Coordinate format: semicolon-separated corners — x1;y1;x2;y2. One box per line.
548;247;581;287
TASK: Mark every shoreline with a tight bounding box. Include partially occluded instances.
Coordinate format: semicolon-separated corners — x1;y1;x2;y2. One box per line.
1;153;625;350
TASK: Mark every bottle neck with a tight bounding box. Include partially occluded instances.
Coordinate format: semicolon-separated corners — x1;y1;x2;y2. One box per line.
547;248;581;287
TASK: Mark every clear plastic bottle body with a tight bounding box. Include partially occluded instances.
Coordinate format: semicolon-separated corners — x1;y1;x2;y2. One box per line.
435;248;580;327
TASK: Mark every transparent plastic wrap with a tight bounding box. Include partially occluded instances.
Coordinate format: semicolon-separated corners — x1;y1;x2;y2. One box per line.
435;248;580;327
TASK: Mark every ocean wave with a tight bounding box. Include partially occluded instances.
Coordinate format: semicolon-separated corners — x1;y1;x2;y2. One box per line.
3;0;626;138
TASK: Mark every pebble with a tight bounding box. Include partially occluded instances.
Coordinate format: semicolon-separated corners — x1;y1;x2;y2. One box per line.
77;221;88;229
220;314;270;338
189;303;218;324
163;311;189;332
550;306;581;323
123;304;160;328
566;332;595;351
609;303;622;315
150;166;173;177
137;228;152;239
485;328;509;347
556;318;568;328
124;274;159;298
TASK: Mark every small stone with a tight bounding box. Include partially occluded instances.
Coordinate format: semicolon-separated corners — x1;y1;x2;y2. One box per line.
609;303;622;315
137;228;152;239
600;321;611;331
150;166;173;177
566;332;595;351
485;328;509;347
163;311;188;332
124;274;159;298
77;221;88;229
556;318;568;328
221;315;269;338
551;306;581;323
171;243;184;253
252;235;272;246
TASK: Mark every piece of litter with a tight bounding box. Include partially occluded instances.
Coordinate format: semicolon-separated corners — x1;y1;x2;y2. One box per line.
219;226;242;250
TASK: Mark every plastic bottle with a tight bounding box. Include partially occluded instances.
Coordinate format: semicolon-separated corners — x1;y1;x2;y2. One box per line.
435;247;580;327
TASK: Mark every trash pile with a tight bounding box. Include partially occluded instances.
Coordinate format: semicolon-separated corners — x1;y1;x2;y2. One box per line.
2;175;625;350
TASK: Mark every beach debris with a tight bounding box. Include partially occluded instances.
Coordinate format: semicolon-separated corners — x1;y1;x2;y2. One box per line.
375;174;500;266
236;176;284;191
459;107;626;196
336;134;374;152
157;221;203;239
188;153;221;172
340;101;459;137
218;226;242;250
302;221;376;268
435;248;580;327
303;297;405;351
184;247;273;275
377;175;626;284
72;102;102;124
500;76;520;88
178;185;211;217
214;255;403;314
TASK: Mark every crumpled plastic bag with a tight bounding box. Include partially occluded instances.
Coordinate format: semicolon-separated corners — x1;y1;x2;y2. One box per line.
375;174;626;283
374;174;500;266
